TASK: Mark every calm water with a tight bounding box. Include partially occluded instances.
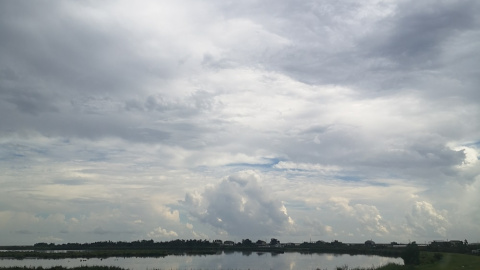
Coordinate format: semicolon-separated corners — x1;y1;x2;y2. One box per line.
0;251;403;270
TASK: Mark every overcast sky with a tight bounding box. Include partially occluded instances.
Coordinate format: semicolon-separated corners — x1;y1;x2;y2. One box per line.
1;0;479;245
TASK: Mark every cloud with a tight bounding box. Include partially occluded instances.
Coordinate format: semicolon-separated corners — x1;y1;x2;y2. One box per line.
152;205;180;223
327;197;390;237
147;227;178;239
367;0;478;68
0;0;479;245
15;229;32;235
405;201;449;238
38;236;64;243
183;171;293;238
92;227;110;235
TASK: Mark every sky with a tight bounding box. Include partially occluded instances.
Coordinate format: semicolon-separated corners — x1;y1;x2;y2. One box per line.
0;0;479;246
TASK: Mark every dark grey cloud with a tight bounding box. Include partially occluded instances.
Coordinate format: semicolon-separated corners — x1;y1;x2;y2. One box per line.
367;1;478;68
0;1;175;96
210;0;480;99
0;1;197;144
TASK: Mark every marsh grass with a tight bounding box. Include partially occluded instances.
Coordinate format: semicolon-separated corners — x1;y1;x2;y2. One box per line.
0;267;124;270
331;263;407;270
415;252;480;270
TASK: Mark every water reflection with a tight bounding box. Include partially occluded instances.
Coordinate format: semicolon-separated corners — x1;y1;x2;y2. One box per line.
0;251;403;270
242;250;252;256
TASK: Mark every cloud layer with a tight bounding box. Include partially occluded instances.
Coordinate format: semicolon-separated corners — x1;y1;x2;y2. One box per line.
0;0;479;245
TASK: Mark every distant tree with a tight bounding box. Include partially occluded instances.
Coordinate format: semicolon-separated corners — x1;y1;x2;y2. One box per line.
242;239;253;246
270;238;280;246
331;240;343;246
402;242;420;265
365;240;375;247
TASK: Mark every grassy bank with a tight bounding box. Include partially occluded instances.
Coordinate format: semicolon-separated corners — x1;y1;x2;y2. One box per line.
318;252;480;270
0;249;223;259
414;252;480;270
376;252;480;270
0;267;124;270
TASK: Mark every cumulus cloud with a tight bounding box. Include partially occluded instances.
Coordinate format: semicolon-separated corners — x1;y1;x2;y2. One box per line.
183;171;293;238
152;205;180;223
147;227;178;239
405;201;449;238
327;197;390;237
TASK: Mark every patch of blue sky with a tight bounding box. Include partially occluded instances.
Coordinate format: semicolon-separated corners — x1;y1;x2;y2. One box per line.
273;166;310;172
284;200;314;211
2;152;25;160
52;178;89;186
337;175;362;182
34;213;51;219
336;175;390;187
0;144;26;160
464;140;480;148
364;180;390;187
225;157;282;169
174;205;192;225
86;152;109;162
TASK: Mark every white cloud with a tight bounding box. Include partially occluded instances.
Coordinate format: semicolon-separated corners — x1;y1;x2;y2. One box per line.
327;197;390;236
152;205;180;223
183;171;294;238
405;201;449;238
147;227;178;239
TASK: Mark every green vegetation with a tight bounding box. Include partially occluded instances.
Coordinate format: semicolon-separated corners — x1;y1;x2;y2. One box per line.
331;264;407;270
414;252;480;270
0;248;226;260
317;252;480;270
0;267;124;270
371;252;480;270
401;242;420;265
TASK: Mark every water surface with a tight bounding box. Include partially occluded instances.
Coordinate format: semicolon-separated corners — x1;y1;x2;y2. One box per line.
0;251;403;270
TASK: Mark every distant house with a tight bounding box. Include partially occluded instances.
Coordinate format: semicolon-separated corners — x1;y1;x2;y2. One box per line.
256;240;267;246
213;240;223;245
430;240;449;248
449;240;463;247
223;241;234;246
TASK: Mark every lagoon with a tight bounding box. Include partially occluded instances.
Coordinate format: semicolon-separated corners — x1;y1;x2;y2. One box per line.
0;251;403;270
